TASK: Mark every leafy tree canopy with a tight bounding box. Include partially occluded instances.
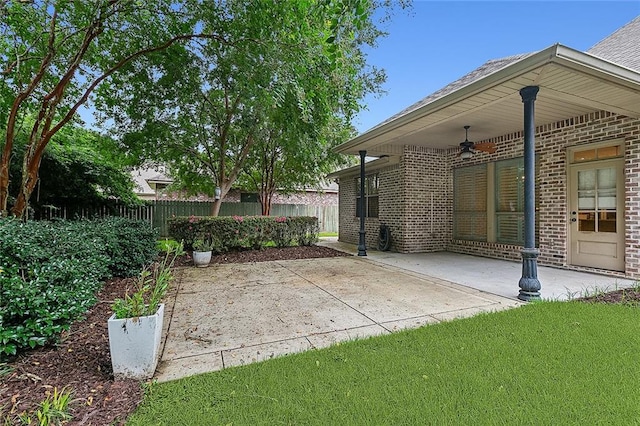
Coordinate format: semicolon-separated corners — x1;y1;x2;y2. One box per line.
7;121;139;215
0;0;220;217
102;0;407;215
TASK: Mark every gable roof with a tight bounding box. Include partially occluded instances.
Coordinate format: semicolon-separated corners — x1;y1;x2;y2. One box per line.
372;53;533;131
588;16;640;72
334;16;640;156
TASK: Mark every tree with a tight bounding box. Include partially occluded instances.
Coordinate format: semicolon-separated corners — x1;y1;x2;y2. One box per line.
30;125;139;213
239;114;356;216
5;118;138;216
0;0;229;218
103;0;395;216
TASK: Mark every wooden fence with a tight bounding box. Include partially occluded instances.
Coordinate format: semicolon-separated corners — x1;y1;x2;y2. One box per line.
41;200;338;237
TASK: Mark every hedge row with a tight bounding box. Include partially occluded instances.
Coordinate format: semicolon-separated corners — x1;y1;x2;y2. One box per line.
0;217;158;358
168;215;319;252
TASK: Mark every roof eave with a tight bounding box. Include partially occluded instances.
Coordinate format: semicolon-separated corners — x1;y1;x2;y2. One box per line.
336;43;640;155
327;156;400;179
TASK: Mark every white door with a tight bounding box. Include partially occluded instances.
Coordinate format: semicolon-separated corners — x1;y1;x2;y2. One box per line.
568;159;624;271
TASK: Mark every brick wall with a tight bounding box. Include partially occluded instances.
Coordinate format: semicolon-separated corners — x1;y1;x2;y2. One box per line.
338;164;401;250
337;148;451;253
448;111;640;277
401;146;452;252
336;111;640;277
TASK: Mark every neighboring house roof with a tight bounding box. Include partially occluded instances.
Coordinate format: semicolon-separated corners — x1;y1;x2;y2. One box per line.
131;168;173;197
334;16;640;157
132;167;338;198
587;16;640;71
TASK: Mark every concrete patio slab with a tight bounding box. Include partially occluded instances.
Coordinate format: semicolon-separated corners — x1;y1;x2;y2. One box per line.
292;262;503;323
155;255;521;382
162;268;375;360
317;238;637;300
222;337;312;369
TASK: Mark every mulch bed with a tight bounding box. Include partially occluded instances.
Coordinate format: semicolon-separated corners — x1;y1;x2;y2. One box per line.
0;245;350;425
578;287;640;305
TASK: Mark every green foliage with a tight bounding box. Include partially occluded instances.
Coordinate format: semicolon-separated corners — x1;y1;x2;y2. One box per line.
6;123;140;215
4;386;73;426
103;1;401;211
37;126;140;209
112;243;181;319
157;238;183;253
95;217;159;278
0;218;158;358
1;0;209;216
168;216;319;252
192;236;217;252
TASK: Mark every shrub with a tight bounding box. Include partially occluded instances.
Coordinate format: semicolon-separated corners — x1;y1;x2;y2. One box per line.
168;216;319;252
0;217;159;358
92;217;159;277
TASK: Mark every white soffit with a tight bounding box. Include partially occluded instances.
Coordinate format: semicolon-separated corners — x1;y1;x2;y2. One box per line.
337;44;640;156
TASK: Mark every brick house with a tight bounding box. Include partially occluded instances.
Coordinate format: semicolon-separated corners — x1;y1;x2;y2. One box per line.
330;17;640;286
132;167;337;206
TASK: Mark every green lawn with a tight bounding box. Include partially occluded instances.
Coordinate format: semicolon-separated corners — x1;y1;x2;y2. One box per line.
318;231;338;238
128;302;640;425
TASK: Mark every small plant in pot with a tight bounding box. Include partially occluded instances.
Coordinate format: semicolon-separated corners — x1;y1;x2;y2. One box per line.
108;243;182;380
192;235;216;267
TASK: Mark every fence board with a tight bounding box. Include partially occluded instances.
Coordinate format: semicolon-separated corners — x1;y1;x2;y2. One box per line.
39;200;337;236
41;201;338;236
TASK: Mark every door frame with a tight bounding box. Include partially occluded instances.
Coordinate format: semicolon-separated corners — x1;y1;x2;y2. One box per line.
566;140;625;271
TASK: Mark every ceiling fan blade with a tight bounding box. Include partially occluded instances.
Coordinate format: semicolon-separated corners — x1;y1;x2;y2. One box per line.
473;142;496;154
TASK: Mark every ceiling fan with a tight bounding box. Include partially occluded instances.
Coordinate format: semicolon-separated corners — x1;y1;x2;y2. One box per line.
458;125;496;159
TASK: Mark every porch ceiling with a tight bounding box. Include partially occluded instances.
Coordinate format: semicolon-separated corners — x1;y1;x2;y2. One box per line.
337;45;640;157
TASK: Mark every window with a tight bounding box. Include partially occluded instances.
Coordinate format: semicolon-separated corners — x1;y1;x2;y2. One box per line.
453;164;487;241
240;192;259;203
356;174;379;218
495;158;525;244
573;144;621;162
453;157;538;245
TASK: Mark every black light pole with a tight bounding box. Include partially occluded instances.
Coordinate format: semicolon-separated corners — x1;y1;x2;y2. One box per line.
358;150;367;256
518;86;541;301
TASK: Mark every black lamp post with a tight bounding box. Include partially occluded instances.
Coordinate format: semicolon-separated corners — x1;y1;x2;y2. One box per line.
358;150;367;256
518;86;541;301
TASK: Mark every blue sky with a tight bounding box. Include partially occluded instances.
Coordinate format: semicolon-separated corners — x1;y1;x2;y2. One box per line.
354;1;640;134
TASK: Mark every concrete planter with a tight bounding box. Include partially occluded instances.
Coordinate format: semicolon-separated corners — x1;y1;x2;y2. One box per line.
108;303;164;380
193;250;212;267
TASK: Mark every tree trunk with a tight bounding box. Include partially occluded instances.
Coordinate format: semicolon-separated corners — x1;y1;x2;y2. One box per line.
211;199;221;216
261;196;270;215
10;146;44;218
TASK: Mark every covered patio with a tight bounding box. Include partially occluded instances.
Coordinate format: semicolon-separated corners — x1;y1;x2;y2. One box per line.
317;238;636;301
331;27;640;300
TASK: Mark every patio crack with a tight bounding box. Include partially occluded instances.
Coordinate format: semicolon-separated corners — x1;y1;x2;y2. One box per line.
275;261;380;327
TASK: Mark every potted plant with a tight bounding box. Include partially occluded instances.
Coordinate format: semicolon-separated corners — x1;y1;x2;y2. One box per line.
108;243;182;380
192;236;215;267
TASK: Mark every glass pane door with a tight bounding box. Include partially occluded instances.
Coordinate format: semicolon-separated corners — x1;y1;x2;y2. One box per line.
577;167;616;233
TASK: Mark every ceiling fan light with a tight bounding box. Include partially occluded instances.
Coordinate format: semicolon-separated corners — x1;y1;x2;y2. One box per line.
460;150;473;160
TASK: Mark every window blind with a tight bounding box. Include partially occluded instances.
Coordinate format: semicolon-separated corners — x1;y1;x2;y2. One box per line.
453;164;487;241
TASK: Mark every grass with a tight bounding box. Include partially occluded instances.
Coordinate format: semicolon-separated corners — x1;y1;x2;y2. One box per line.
318;231;338;237
128;302;640;425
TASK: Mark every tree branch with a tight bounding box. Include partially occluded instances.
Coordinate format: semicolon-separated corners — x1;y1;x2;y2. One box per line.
42;32;232;150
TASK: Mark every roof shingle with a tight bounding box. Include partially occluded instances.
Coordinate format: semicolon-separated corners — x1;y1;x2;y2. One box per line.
369;53;533;131
587;16;640;72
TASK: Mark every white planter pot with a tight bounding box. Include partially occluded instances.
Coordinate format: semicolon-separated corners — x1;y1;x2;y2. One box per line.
108;303;164;380
193;250;212;267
